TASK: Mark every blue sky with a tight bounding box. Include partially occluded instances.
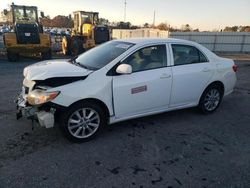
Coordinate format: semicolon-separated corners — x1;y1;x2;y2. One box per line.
1;0;249;30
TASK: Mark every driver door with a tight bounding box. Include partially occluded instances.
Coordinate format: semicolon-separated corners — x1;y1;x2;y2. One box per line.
112;44;173;118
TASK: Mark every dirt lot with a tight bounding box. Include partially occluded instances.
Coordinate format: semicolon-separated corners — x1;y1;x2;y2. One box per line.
0;58;249;188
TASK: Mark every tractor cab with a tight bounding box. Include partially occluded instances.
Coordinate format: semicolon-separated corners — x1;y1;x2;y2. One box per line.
73;11;99;36
10;4;41;44
12;5;39;23
62;10;110;56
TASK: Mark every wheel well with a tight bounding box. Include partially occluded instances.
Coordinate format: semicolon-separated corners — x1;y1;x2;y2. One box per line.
68;98;110;117
199;81;225;105
206;81;225;95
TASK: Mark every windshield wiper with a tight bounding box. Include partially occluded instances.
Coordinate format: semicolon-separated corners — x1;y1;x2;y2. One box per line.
68;56;78;64
68;57;97;70
77;63;91;70
68;56;85;68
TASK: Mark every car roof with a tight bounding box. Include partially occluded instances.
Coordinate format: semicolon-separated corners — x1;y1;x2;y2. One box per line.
115;38;196;45
114;37;219;60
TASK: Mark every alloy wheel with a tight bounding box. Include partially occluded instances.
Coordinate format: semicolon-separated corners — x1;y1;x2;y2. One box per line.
203;89;221;111
67;108;100;139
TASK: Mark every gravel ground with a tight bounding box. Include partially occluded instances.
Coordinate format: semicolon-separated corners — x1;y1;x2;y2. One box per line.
0;58;249;188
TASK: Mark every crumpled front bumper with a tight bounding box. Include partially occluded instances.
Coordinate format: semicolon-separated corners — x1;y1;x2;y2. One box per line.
15;93;36;119
15;92;55;129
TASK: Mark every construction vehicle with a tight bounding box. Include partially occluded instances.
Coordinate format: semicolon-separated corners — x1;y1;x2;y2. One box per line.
3;3;51;62
62;11;110;56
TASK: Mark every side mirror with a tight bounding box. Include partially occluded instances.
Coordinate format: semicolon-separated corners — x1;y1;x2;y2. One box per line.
3;9;8;15
116;64;132;74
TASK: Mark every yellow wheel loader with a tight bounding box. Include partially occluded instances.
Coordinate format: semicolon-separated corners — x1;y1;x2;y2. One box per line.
3;3;51;62
62;11;110;56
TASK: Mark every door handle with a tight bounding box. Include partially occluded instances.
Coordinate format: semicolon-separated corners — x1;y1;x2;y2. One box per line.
160;74;171;79
202;68;211;72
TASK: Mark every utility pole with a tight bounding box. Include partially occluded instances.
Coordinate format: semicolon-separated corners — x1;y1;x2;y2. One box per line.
153;10;156;26
124;0;127;22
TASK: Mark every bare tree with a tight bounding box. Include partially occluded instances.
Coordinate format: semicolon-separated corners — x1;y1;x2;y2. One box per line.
181;24;192;32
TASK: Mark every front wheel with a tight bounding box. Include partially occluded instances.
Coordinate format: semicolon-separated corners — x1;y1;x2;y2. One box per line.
199;85;223;114
71;37;84;56
7;51;19;62
60;101;106;142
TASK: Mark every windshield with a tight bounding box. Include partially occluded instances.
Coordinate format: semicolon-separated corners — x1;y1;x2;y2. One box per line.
13;7;37;21
76;41;134;70
25;8;37;21
80;12;98;24
14;7;25;20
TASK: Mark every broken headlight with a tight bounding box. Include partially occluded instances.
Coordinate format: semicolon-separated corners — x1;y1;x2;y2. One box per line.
27;90;60;105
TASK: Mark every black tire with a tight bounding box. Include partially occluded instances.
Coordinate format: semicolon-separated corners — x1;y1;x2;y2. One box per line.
71;37;84;56
199;84;223;114
59;101;106;142
62;36;71;55
41;49;52;60
7;51;19;62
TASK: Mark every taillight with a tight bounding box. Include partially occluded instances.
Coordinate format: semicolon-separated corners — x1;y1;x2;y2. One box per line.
232;65;238;72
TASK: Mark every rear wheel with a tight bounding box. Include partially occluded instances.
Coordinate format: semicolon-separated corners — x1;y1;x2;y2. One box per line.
71;37;84;56
199;85;223;114
60;101;106;142
41;50;52;60
7;51;19;62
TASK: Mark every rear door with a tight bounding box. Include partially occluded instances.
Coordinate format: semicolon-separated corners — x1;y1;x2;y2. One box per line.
169;44;215;107
112;44;173;118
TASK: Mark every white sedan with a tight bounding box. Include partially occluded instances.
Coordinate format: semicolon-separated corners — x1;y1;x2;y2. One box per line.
16;38;237;142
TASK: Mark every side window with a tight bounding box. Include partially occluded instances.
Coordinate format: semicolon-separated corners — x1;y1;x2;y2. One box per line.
172;44;208;66
122;45;167;72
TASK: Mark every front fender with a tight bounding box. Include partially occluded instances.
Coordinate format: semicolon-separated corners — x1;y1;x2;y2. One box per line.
50;69;114;116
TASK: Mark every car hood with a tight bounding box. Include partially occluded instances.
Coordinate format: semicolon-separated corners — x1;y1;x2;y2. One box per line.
24;59;93;80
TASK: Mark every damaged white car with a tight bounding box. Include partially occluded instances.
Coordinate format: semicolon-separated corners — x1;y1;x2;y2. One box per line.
16;38;237;142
